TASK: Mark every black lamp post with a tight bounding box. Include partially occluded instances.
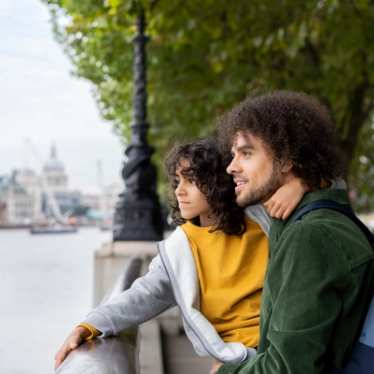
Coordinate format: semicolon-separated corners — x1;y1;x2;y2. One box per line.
113;8;163;241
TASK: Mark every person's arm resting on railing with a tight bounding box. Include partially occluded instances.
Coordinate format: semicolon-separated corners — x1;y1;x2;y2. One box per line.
55;254;175;369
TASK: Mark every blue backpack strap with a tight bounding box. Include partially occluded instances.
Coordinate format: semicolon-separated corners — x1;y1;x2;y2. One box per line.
293;199;374;374
293;199;373;247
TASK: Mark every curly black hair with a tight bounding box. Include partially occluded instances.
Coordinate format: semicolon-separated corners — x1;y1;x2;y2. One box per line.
217;91;344;189
165;138;246;235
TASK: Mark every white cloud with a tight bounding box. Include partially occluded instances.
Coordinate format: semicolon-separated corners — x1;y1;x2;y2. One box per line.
0;0;12;17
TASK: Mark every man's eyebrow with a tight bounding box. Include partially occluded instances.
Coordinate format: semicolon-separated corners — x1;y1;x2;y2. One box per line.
230;145;253;156
235;145;254;152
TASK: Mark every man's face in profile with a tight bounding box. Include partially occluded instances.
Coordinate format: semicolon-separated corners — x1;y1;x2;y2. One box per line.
226;131;283;207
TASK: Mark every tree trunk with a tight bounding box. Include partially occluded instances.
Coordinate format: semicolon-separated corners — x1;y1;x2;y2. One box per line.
339;80;370;179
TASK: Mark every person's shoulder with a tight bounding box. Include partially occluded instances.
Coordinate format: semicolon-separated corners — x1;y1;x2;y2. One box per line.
276;219;333;260
291;207;370;250
279;215;372;268
245;204;271;234
269;220;346;281
282;219;326;243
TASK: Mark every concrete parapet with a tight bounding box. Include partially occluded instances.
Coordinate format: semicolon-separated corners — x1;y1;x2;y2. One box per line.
93;240;165;374
93;240;158;306
139;320;164;374
95;240;159;258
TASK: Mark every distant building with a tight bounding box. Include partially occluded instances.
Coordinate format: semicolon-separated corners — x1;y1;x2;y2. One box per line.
80;182;122;224
42;144;68;191
80;192;102;211
102;182;122;218
0;144;119;225
53;190;81;215
0;200;6;223
0;173;35;224
14;168;43;220
41;144;80;217
0;175;11;223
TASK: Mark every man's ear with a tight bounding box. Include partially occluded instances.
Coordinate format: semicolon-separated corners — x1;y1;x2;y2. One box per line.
280;160;293;174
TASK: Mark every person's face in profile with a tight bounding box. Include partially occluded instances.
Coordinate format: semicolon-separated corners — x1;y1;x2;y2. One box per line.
227;131;283;207
174;159;214;226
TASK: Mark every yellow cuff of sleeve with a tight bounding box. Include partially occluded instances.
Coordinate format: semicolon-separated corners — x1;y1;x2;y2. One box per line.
78;323;101;341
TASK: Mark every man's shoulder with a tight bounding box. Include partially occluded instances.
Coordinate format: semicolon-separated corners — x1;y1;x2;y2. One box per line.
276;209;374;270
278;218;330;254
290;207;370;246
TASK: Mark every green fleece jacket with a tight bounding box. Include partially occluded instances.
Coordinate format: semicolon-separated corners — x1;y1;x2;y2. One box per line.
219;189;374;374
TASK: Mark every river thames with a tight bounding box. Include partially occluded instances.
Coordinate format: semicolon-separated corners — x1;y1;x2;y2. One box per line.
0;227;112;374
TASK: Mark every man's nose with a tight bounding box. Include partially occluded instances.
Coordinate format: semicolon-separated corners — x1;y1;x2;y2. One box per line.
227;157;239;175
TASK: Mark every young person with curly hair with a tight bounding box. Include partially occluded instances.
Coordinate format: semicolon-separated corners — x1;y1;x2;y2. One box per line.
54;138;308;371
216;91;374;374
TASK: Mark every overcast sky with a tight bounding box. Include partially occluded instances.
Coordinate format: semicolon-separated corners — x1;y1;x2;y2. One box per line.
0;0;125;192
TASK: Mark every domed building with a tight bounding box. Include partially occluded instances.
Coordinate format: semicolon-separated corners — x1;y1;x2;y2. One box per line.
39;144;81;217
42;144;68;193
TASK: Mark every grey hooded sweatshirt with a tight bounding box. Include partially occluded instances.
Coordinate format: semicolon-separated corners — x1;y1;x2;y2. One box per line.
83;204;270;364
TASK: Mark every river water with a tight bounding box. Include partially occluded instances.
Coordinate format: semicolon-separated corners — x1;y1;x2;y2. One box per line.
0;228;112;374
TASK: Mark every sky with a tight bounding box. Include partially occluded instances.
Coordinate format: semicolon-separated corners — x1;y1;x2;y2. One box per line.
0;0;125;193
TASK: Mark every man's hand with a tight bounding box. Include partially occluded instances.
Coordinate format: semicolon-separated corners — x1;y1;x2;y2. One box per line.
54;326;90;370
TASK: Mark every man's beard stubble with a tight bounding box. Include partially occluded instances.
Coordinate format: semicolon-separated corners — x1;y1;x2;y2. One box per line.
236;166;283;207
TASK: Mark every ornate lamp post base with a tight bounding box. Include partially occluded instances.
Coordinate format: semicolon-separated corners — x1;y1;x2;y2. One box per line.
113;195;163;241
112;9;164;242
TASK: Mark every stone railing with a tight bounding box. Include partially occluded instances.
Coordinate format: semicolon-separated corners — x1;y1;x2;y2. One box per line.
55;256;147;374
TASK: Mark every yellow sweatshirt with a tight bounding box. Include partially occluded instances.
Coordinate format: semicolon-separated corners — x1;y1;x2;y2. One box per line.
181;218;268;348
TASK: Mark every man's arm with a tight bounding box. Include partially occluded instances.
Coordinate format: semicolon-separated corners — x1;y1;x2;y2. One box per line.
219;222;345;374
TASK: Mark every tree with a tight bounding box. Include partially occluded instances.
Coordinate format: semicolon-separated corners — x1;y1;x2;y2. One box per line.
42;0;374;210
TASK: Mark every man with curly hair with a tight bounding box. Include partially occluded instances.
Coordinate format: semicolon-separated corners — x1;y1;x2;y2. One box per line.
216;91;374;374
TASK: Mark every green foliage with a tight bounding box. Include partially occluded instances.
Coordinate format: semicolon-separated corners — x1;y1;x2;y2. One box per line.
350;119;374;211
42;0;374;210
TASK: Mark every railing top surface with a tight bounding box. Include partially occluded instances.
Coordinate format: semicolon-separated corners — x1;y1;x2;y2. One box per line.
56;332;137;374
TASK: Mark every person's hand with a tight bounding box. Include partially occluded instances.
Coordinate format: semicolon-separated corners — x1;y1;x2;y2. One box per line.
264;177;308;220
210;359;223;374
54;326;90;369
